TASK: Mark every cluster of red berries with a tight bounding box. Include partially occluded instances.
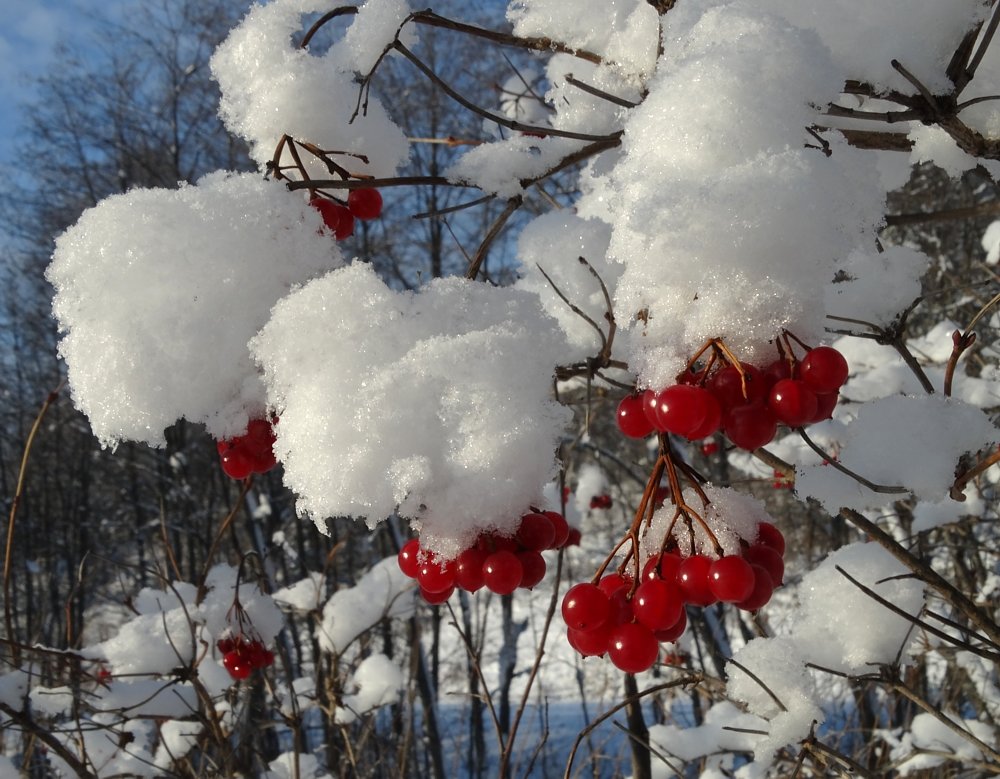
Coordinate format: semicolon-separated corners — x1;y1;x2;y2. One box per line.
309;187;383;240
561;521;785;674
398;511;581;604
216;417;278;480
217;634;275;680
616;345;849;450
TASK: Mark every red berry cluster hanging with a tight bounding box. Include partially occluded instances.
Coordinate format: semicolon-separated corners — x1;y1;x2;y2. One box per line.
397;510;580;604
216;417;279;480
616;336;849;451
561;422;787;673
309;186;383;241
217;633;276;680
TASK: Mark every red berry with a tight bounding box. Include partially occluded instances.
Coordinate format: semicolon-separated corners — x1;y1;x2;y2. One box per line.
810;391;839;423
483;550;523;594
545;511;570;548
700;439;719;456
397;539;422;579
616;394;655;438
223;650;253;680
736;565;774;611
455;547;487;592
309;197;342;232
686;392;723;439
421;585;455;605
598;572;632;596
332;205;355;240
562;583;611;632
216;636;237;654
516;512;555;551
566;527;582;546
347;187;383;220
567;624;611;657
589;494;612;510
754;522;785;556
657;552;683;583
632;578;684;631
711;363;768;407
677;555;717;606
653;385;718;439
724;403;778;450
641;389;661;427
768;379;818;427
517;550;547;589
607;623;659;674
799;346;848;393
416;557;456;594
708;556;756;603
220;446;255;480
743;544;784;586
653;607;688;643
762;359;793;389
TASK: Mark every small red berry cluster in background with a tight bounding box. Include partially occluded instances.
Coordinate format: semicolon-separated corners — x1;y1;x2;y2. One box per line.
216;417;278;480
309;187;383;241
217;634;275;680
562;521;785;674
397;511;581;604
590;494;613;510
616;338;849;451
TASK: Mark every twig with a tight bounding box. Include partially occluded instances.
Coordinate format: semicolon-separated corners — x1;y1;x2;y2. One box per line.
834;566;1000;662
726;658;787;713
839;508;1000;647
951;445;1000;500
798;428;908;495
465;195;522;280
4;384;62;666
563;74;639;108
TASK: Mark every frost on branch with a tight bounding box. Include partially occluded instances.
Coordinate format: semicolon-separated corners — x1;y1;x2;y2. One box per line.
251;263;571;556
47;172;342;446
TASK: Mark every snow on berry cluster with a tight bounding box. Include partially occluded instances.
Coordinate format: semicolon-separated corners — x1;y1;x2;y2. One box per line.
397;510;580;603
616;339;850;451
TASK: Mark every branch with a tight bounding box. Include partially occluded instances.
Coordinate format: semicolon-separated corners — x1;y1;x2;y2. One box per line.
465;195;522;280
839;508;1000;647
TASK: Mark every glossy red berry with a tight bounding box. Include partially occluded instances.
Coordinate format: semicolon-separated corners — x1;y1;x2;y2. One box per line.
454;547;487;592
708;556;756;603
567;624;612;657
768;379;818;427
653;606;688;643
754;522;785;556
416;557;456;594
677;555;717;606
799;346;848;393
743;544;785;587
517;550;547;589
397;539;422;578
483;550;523;594
223;649;253;680
516;512;555;551
332;205;355;240
421;585;455;605
607;623;659;674
309;197;342;232
220;447;255;480
724;403;778;450
653;385;720;439
562;583;611;632
810;391;839;423
617;394;655;438
545;511;570;548
632;578;684;631
736;565;775;611
347;187;383;220
709;363;767;407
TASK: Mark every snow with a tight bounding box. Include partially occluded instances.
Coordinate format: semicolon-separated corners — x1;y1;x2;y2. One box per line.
317;556;416;655
252;262;571;555
47;172;342;446
28;0;1000;775
211;0;409;176
334;653;405;724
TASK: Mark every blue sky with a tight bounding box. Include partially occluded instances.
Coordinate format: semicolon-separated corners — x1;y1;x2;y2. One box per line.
0;0;125;167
